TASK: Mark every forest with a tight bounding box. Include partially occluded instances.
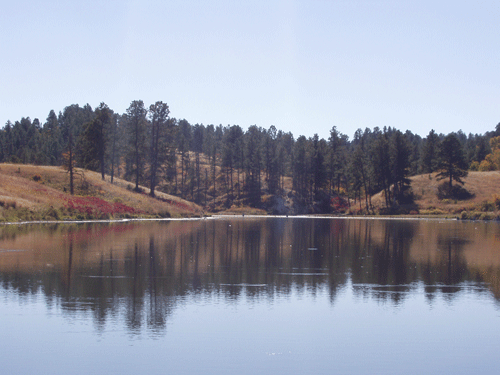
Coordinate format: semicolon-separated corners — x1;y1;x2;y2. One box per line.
1;100;500;214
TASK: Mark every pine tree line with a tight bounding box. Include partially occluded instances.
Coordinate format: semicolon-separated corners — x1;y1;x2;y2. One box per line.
1;101;499;212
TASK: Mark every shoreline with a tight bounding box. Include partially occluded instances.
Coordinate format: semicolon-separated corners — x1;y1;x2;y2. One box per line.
2;213;499;226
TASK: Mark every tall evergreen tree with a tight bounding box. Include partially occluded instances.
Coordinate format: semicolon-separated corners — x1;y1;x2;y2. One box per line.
420;129;440;173
328;126;349;195
244;125;262;204
148;101;171;197
222;125;244;198
125;100;148;191
473;136;490;164
390;130;411;203
1;121;14;162
370;128;392;206
437;133;468;190
311;134;327;198
177;119;192;198
192;124;205;203
292;135;309;201
79;102;112;179
109;113;122;184
350;128;371;210
265;125;280;194
42;110;63;165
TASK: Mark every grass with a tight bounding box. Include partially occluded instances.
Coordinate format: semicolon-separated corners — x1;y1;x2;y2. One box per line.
370;171;500;219
0;163;204;222
1;163;499;221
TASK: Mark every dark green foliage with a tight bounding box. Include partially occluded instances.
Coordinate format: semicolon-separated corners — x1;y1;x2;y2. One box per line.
0;121;14;162
1;117;42;164
244;125;262;204
390;130;412;204
222;125;244;197
311;134;327;198
79;102;112;179
420;129;440;173
61;104;94;194
42;110;63;165
472;136;490;163
292;135;309;201
148;101;171;197
436;133;468;191
370;128;392;206
3;98;499;214
191;123;204;203
125;100;148;191
177;119;192;198
404;130;421;175
328;126;349;195
263;125;280;195
349;143;366;210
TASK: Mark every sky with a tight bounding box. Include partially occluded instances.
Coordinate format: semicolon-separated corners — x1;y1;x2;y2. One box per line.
1;0;499;140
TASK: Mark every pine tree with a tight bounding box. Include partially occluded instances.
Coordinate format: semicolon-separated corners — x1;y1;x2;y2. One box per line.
370;129;392;206
390;130;411;203
79;103;112;179
436;133;468;190
420;130;440;173
42;110;63;165
244;125;262;205
125;100;148;191
292;135;309;201
148;101;171;197
177;119;192;198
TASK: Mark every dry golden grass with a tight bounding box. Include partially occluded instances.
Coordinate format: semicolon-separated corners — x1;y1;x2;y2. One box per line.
0;163;203;221
371;171;500;214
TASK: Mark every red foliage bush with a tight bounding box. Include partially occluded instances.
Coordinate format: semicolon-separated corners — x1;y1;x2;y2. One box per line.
64;197;137;218
331;196;349;211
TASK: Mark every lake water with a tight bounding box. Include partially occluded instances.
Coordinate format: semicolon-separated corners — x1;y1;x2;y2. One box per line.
1;217;499;375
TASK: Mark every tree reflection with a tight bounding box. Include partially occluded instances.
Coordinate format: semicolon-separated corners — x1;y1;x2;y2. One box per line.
0;218;498;335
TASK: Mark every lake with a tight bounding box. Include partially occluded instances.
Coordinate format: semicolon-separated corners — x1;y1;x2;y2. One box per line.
1;217;499;375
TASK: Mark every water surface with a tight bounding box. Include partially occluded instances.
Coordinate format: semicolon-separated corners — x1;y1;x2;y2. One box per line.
1;217;499;374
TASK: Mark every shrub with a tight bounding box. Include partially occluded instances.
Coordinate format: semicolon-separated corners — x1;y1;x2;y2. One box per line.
460;211;483;220
44;206;60;220
64;196;137;219
469;161;480;171
479;212;496;221
0;199;17;209
437;182;473;200
157;210;171;218
480;200;496;212
421;208;446;216
493;195;500;210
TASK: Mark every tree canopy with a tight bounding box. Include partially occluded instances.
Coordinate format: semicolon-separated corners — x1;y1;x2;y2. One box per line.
1;100;498;212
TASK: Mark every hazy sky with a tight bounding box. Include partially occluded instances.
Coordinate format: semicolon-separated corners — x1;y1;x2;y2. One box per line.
1;0;499;139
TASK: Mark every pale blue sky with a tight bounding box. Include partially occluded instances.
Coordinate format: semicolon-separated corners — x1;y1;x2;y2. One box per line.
1;0;499;139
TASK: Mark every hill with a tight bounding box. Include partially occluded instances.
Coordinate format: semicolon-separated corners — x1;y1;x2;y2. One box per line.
1;163;499;221
370;171;500;218
0;163;203;222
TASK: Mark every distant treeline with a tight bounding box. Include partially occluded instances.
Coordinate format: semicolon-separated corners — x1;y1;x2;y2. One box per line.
1;101;499;211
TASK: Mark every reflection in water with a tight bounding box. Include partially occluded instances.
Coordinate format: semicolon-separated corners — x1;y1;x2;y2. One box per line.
1;218;500;336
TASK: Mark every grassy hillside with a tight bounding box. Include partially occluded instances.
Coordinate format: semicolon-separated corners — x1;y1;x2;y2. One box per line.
0;163;203;222
1;163;499;221
370;171;500;218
